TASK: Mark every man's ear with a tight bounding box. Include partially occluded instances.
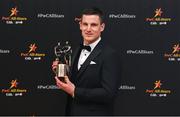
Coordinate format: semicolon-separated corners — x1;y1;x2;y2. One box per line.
79;21;82;30
100;23;105;32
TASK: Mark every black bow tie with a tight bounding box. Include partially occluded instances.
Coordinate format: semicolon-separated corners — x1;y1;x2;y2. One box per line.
80;45;91;52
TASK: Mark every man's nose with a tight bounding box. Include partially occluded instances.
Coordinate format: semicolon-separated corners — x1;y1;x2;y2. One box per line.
86;25;91;31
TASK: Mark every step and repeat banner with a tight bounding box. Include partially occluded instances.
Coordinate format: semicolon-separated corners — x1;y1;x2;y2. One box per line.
0;0;179;116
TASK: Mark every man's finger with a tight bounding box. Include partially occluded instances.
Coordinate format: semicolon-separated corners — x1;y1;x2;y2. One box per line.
56;82;62;89
55;77;66;87
52;61;59;70
55;76;60;82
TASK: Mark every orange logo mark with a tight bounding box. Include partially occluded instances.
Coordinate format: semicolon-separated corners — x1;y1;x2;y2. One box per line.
10;80;18;89
154;80;162;89
172;44;180;54
154;8;163;17
29;44;37;53
10;7;19;17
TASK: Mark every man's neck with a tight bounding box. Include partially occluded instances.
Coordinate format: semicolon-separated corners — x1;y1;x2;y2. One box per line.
84;37;101;45
84;37;101;52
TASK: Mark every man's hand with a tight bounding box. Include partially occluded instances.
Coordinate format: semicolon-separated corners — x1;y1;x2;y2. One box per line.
55;76;75;97
52;60;59;73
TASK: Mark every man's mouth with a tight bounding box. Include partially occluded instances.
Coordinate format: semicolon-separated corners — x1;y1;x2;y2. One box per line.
85;33;93;36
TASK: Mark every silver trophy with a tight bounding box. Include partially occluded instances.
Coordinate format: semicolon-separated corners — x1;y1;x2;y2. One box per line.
53;41;72;82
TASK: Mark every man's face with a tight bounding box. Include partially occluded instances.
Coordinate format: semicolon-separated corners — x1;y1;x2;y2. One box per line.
80;15;105;45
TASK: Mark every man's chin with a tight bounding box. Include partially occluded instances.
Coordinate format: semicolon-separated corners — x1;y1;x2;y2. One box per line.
84;37;94;41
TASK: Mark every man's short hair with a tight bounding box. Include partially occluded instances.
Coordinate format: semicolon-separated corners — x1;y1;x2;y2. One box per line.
80;7;104;24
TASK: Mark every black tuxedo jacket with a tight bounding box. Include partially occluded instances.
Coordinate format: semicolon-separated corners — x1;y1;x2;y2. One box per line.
66;40;121;115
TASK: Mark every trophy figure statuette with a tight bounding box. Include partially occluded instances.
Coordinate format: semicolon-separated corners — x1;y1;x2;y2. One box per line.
53;41;72;83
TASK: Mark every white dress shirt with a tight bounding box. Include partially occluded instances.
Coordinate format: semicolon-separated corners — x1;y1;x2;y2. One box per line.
78;37;101;70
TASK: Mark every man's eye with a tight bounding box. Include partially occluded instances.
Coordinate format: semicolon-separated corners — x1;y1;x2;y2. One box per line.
82;23;88;26
91;24;98;26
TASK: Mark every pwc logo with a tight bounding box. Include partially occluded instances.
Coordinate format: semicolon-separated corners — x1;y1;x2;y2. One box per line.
164;43;180;62
146;80;171;97
1;79;27;97
20;43;46;61
1;6;27;24
145;8;171;26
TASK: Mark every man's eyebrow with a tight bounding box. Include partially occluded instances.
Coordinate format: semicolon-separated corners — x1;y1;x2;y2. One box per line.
91;23;98;25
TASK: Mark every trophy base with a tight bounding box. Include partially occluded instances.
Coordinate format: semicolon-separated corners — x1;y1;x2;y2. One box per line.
58;77;66;83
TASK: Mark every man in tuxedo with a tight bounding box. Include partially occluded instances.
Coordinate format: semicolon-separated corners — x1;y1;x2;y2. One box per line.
52;7;120;115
